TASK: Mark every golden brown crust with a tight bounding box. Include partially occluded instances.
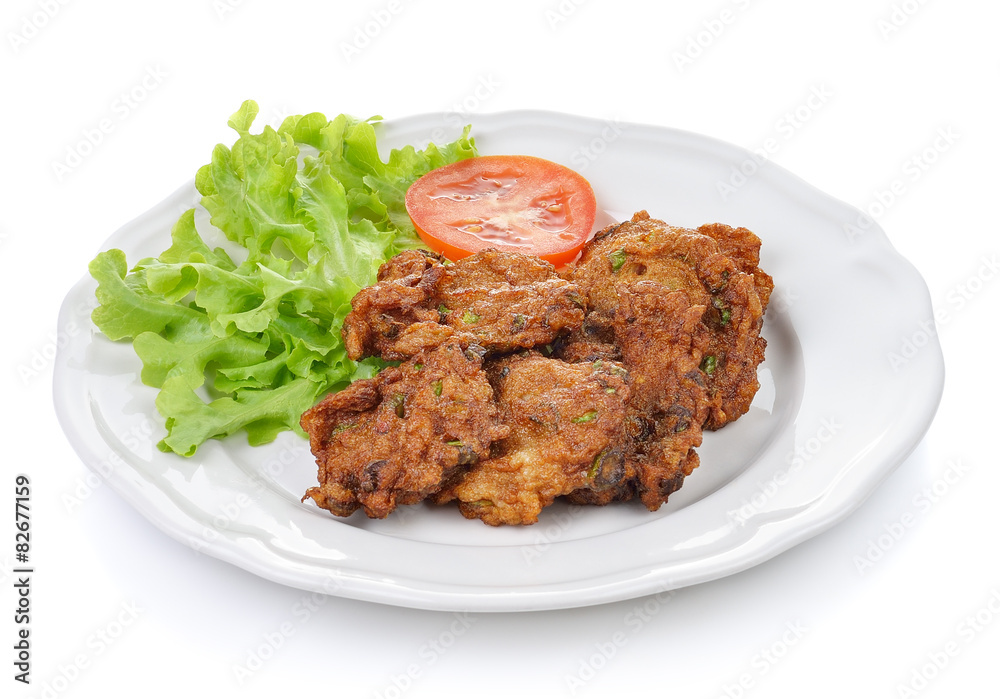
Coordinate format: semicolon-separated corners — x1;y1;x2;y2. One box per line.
566;284;711;510
566;210;769;430
435;351;630;525
434;250;586;354
696;222;774;310
341;248;585;361
341;251;445;361
300;335;509;519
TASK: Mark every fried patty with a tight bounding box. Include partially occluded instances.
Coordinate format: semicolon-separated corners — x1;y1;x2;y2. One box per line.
566;210;771;429
434;351;630;525
342;248;585;361
301;333;509;519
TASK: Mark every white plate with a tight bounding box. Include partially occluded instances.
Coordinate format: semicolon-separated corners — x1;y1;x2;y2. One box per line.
54;110;944;612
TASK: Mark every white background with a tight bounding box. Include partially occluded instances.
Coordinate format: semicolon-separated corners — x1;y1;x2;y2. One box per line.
2;0;998;697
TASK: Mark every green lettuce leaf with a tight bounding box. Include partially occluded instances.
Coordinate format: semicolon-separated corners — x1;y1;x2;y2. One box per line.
89;100;477;455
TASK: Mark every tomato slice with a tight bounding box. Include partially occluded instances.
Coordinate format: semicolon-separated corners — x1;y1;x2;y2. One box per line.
405;155;597;266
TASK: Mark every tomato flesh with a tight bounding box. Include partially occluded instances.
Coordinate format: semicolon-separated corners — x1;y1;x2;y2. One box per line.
405;155;597;266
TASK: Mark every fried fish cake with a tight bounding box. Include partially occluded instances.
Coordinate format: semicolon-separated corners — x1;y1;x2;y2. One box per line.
567;210;768;429
341;248;585;362
567;284;711;511
434;249;586;353
301;334;509;519
435;352;630;526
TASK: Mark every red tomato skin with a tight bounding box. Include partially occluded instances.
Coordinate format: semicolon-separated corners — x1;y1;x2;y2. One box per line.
405;155;596;266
